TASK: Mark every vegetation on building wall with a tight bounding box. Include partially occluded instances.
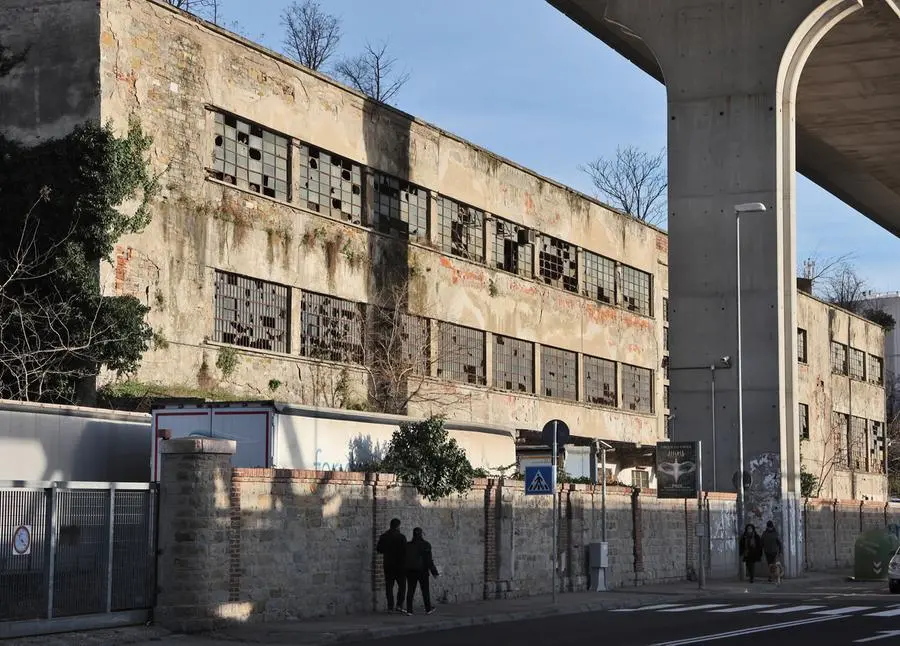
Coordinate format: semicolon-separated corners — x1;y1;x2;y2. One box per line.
0;63;158;404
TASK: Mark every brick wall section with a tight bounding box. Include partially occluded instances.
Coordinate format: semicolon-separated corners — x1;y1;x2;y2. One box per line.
155;445;900;630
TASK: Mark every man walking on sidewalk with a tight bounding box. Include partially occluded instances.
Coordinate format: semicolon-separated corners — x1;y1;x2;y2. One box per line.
405;527;439;615
762;520;783;582
376;518;407;613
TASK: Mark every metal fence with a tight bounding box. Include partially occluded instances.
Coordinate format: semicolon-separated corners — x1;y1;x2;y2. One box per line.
0;482;157;634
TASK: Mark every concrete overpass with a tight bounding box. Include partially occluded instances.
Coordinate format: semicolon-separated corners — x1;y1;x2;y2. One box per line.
547;0;900;577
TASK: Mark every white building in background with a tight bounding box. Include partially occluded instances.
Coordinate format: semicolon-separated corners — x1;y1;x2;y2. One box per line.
861;292;900;413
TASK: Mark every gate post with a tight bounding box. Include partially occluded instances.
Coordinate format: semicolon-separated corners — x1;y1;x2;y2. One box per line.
155;437;236;633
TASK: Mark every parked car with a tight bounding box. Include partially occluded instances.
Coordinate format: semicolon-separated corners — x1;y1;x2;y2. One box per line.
889;546;900;593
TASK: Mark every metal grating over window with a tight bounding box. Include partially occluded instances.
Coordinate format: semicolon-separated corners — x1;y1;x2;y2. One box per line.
664;327;669;351
799;403;809;440
869;355;884;385
372;171;429;240
540;345;577;401
832;412;849;469
300;291;366;364
298;144;363;224
830;341;848;375
493;335;534;393
538;235;578;293
399;313;430;376
437;196;485;263
664;385;669;409
849;348;866;381
870;420;885;474
493;216;534;279
583;251;616;304
663;297;669;322
632;470;650;489
797;329;808;363
622;363;653;413
213;270;291;353
850;415;868;471
621;265;652;316
212;112;290;201
583;355;616;407
437;322;486;385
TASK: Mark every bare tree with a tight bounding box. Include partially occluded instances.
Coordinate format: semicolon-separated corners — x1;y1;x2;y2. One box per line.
165;0;221;23
798;251;856;285
335;41;410;104
820;260;868;313
580;146;668;226
281;0;341;71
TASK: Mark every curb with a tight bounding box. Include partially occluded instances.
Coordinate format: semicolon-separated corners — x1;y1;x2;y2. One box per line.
208;591;717;645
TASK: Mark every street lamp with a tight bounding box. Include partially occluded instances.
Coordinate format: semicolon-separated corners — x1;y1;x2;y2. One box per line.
734;201;767;570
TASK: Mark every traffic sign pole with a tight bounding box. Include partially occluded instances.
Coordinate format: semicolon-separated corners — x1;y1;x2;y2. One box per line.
552;420;558;604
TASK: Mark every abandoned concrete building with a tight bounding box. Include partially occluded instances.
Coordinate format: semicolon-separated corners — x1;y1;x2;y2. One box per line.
0;0;888;496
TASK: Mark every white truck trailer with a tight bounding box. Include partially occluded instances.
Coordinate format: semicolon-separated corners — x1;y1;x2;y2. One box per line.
150;400;516;480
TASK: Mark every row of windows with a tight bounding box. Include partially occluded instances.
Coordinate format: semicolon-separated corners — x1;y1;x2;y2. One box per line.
213;270;657;413
797;328;884;386
798;403;884;474
206;109;655;318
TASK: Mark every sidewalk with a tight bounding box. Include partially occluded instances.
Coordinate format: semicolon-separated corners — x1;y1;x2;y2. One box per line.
5;570;853;646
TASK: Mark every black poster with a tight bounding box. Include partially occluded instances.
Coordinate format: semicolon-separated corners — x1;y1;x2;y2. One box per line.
656;441;699;499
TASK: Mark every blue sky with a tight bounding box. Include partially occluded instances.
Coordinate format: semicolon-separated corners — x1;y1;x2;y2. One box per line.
218;0;899;293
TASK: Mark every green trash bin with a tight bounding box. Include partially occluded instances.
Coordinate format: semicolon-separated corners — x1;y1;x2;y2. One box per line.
853;529;900;581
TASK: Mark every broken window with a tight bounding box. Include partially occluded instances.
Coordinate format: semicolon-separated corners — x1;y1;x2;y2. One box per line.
493;216;533;279
492;335;534;393
850;415;868;471
541;345;577;401
582;251;615;304
538;235;578;293
870;420;885;474
832;411;849;469
631;469;650;489
583;355;616;407
869;354;884;385
299;144;363;224
370;308;430;377
797;328;808;364
664;385;669;409
399;313;430;376
799;403;809;440
437;196;485;263
622;364;653;414
300;291;366;364
849;347;866;381
663;297;669;322
664;327;669;352
211;111;290;201
830;341;848;375
437;322;486;385
213;270;290;353
372;171;429;240
621;265;652;317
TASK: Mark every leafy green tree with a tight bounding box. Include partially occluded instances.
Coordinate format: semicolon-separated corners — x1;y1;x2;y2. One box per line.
0;117;158;402
381;416;475;501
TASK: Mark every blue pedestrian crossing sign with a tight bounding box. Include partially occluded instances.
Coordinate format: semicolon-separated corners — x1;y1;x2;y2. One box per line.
525;465;554;496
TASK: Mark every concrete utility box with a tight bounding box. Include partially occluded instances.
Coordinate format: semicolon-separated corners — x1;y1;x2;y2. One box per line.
589;541;609;591
853;530;900;581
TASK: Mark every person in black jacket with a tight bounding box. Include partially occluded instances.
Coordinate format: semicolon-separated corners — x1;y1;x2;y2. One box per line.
405;527;440;615
739;523;763;583
376;518;407;613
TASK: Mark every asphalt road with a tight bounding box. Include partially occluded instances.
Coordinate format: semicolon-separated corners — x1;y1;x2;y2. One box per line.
351;584;900;646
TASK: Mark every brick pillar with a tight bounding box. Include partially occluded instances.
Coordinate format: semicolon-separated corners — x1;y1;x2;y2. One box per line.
155;438;236;633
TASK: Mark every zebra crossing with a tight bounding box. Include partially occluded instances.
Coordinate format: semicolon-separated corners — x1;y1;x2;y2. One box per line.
611;602;900;618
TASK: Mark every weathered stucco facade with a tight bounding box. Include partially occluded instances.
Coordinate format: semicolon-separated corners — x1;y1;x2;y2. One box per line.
797;290;887;500
0;0;888;496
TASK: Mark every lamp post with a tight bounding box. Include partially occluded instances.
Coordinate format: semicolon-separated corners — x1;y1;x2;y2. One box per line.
733;202;767;571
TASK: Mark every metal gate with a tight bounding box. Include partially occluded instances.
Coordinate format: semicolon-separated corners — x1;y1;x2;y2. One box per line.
0;481;157;638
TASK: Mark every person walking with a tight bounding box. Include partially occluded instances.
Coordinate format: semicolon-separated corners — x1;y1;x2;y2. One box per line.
376;518;407;613
739;523;762;583
404;527;439;615
761;520;783;582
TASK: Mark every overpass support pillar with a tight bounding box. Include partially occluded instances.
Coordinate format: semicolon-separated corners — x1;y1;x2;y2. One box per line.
604;0;864;578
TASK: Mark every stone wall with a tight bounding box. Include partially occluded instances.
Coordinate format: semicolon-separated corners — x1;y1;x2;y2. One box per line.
156;439;900;632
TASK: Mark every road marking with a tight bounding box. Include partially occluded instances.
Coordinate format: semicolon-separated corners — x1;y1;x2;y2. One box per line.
854;631;900;643
760;605;825;614
709;604;777;613
865;607;900;617
659;604;730;613
610;603;684;612
812;606;875;616
649;616;842;645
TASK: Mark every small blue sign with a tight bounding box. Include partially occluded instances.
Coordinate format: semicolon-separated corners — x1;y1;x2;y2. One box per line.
525;465;554;496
